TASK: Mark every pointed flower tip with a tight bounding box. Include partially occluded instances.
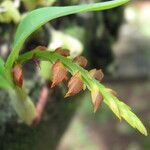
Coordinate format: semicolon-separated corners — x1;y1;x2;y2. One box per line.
51;82;56;88
73;56;88;68
91;88;103;113
89;69;104;82
55;47;70;57
64;92;71;98
51;61;68;87
65;73;84;97
12;64;23;88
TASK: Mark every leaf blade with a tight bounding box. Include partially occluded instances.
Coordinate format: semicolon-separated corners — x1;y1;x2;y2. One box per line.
0;75;11;89
6;0;130;69
0;57;5;75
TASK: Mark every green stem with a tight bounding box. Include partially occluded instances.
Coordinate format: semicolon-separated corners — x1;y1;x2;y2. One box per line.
9;86;36;125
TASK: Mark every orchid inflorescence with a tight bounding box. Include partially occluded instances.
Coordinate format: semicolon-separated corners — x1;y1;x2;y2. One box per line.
10;46;147;136
13;47;106;113
1;0;147;136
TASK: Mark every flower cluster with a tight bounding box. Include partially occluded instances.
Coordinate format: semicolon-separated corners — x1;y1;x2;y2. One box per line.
50;48;106;112
12;47;118;113
11;47;147;135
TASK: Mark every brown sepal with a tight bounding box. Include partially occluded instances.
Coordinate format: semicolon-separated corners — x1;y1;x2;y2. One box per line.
55;47;70;57
106;88;118;97
73;56;88;68
65;73;84;97
89;69;104;82
51;61;68;88
12;64;23;88
35;46;47;51
91;90;103;113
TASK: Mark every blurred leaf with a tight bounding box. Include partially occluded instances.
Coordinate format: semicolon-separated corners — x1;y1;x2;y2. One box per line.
22;0;56;10
0;0;21;23
49;29;83;58
6;0;129;69
0;57;11;89
0;76;11;89
0;57;5;75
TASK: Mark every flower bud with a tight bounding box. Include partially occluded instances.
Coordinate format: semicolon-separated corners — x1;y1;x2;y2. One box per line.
55;47;70;57
65;73;84;97
106;88;117;97
91;89;103;113
35;46;47;51
73;56;88;68
12;64;23;87
51;61;68;88
89;69;104;82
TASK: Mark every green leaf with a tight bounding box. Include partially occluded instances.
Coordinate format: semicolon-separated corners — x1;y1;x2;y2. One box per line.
5;0;130;70
0;57;5;75
0;76;11;89
0;57;12;89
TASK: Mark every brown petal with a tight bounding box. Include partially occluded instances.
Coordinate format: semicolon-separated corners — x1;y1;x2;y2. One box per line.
89;69;104;82
65;73;84;97
91;90;103;113
106;88;118;97
12;64;23;88
55;47;70;57
35;46;47;51
51;61;68;88
73;56;88;68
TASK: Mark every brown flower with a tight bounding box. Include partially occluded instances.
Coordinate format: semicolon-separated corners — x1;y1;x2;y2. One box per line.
51;61;68;88
91;89;103;113
35;46;47;51
89;69;104;82
12;64;23;88
65;73;84;97
55;47;70;57
73;56;88;68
